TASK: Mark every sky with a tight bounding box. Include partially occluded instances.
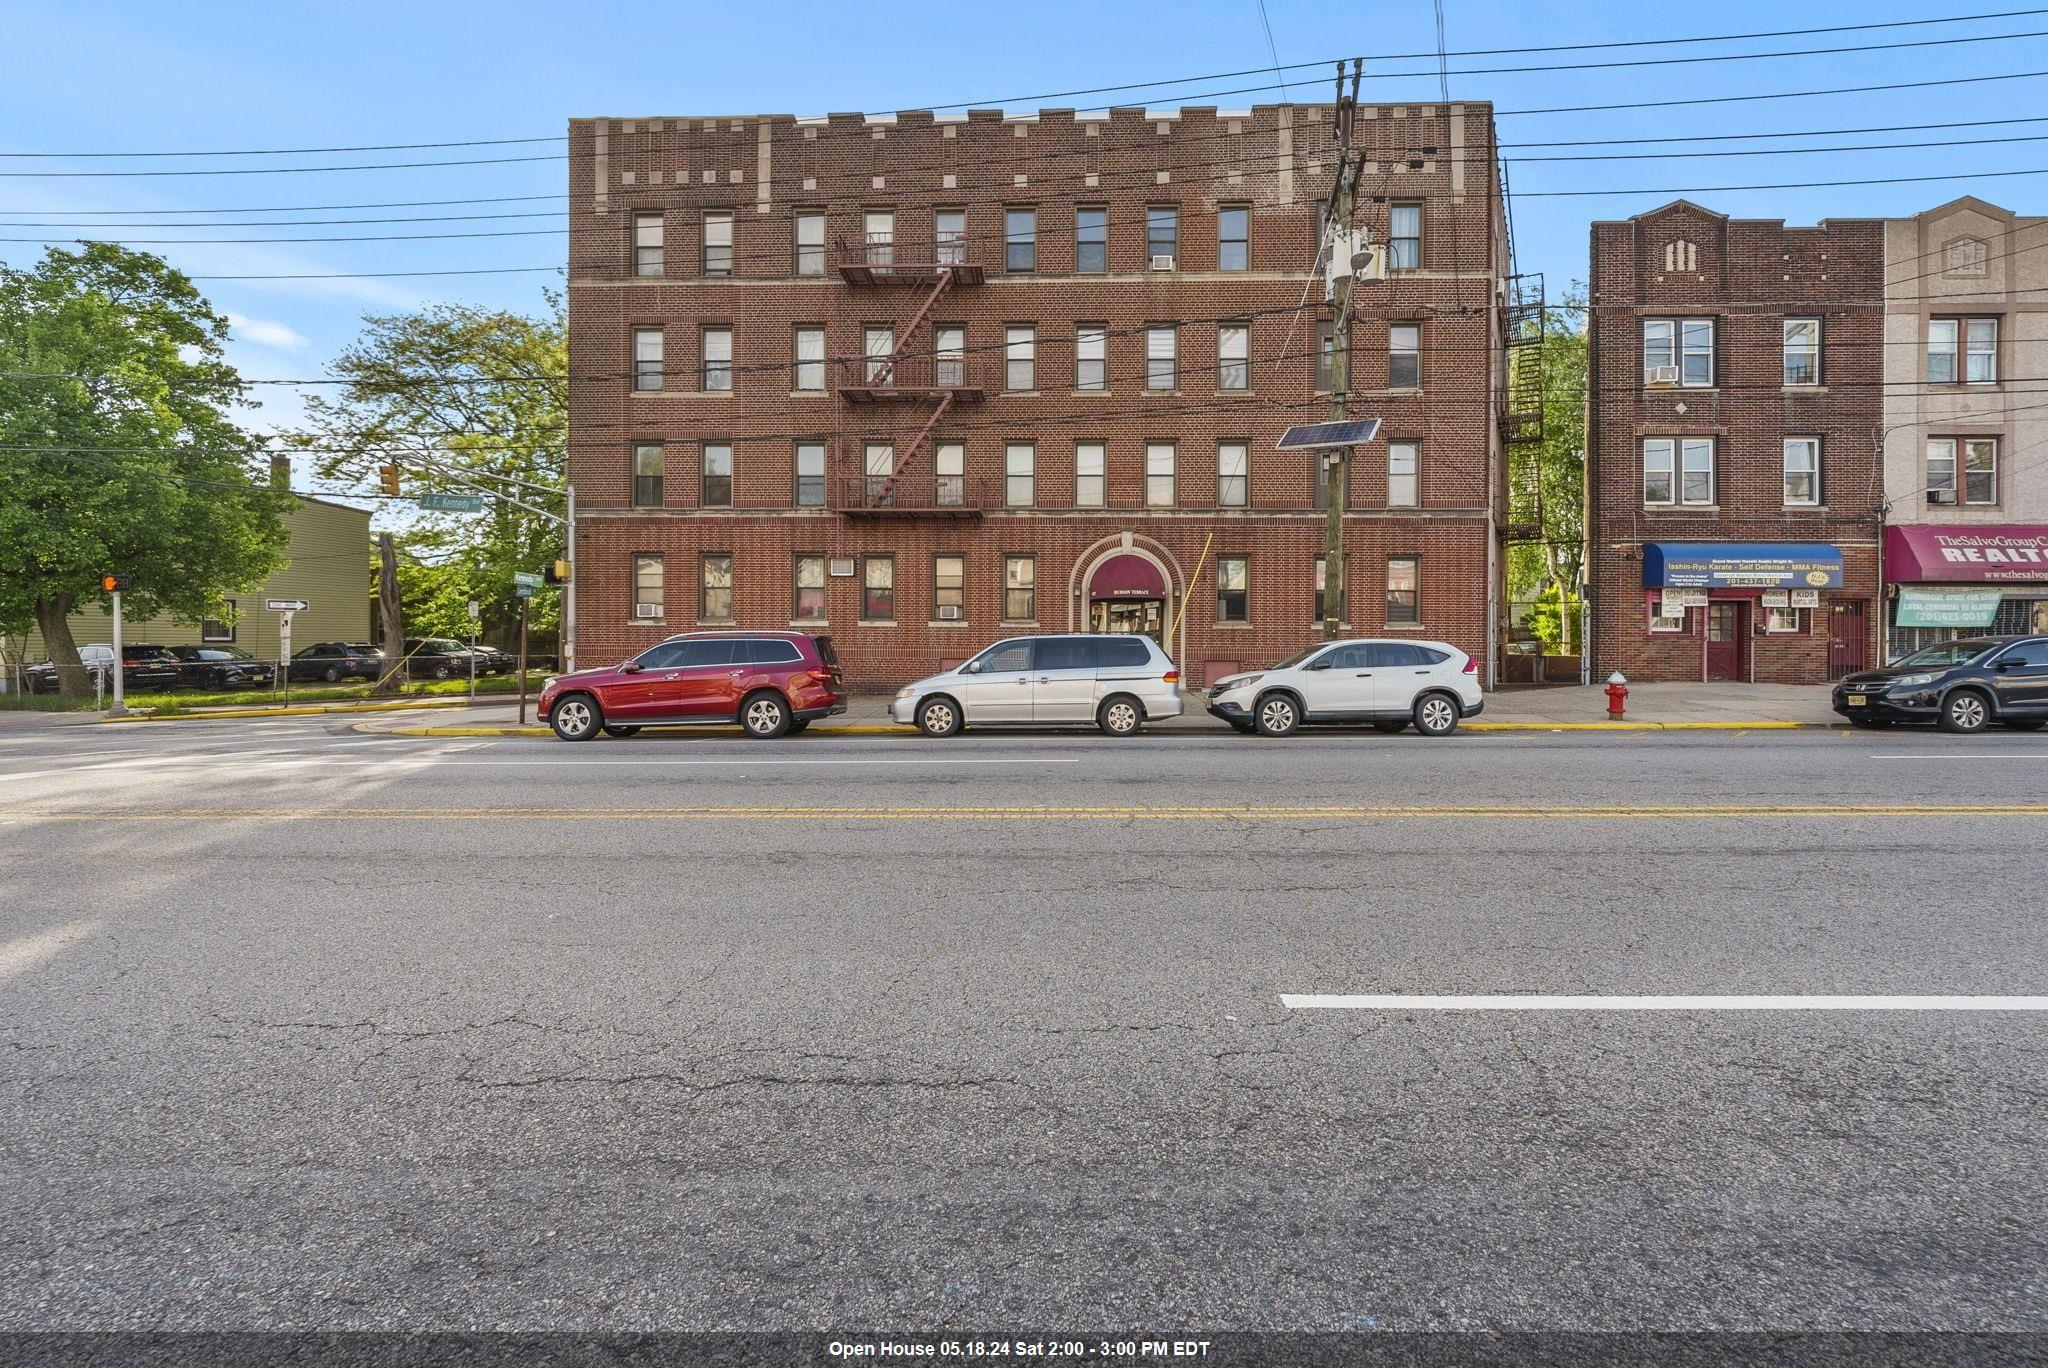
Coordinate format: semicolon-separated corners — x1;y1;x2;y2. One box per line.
6;0;2048;501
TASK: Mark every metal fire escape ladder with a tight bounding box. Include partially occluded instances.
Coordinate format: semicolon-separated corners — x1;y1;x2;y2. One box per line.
865;266;959;507
1501;272;1547;542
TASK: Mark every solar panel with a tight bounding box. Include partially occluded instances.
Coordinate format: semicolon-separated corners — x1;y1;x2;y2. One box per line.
1275;419;1382;450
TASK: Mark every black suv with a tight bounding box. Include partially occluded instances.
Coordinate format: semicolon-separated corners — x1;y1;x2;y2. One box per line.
290;642;383;682
402;637;476;681
166;645;274;689
1833;635;2048;733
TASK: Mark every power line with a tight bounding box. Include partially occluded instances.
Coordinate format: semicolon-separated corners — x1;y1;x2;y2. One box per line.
1497;63;2048;117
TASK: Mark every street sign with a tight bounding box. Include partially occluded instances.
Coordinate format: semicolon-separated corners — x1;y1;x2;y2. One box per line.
418;492;485;513
512;571;543;589
266;598;309;612
467;600;481;619
515;585;535;598
1277;419;1382;450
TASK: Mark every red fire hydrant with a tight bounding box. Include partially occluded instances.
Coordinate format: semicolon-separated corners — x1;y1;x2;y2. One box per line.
1605;671;1629;720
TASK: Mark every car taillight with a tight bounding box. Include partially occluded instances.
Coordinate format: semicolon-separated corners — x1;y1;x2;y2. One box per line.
808;668;836;685
1162;670;1179;684
1462;658;1478;674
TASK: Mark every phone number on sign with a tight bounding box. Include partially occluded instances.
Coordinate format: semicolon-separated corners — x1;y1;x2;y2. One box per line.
826;1340;1213;1360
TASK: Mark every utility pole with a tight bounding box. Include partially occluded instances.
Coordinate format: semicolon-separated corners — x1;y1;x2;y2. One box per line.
1322;59;1364;641
562;482;577;673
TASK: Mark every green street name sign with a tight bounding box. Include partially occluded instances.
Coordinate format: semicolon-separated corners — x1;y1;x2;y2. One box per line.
418;492;485;513
512;571;543;588
1895;585;2002;628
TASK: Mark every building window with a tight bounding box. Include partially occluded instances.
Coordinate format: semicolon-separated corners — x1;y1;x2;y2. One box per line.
794;442;826;508
1389;203;1421;270
1928;318;1998;384
1647;593;1688;633
1927;437;1997;505
701;327;732;391
1005;442;1035;507
1643;437;1715;506
792;554;826;620
1314;556;1345;622
201;601;236;643
1145;442;1175;507
1783;437;1820;506
1216;556;1249;622
864;443;894;504
933;554;965;620
1218;322;1249;390
1314;452;1345;510
1388;323;1420;389
1075;324;1107;390
633;327;663;391
1076;206;1107;273
861;555;894;621
864;209;894;266
1147;206;1178;265
1005;555;1036;621
863;326;894;385
935;442;965;506
1005;326;1035;391
633;212;663;277
1316;318;1334;392
633;553;664;620
793;327;826;392
1005;207;1036;272
1218;205;1249;271
795;211;826;275
700;442;732;507
1146;326;1176;391
1644;318;1714;387
701;210;733;276
699;554;732;622
1074;442;1105;507
936;209;966;265
935;326;965;387
633;442;663;507
1388;440;1418;508
1386;556;1420;625
1783;318;1820;386
1763;605;1806;635
1216;442;1248;507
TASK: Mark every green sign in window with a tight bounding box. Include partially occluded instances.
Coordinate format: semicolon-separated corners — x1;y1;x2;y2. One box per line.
1895;585;2002;628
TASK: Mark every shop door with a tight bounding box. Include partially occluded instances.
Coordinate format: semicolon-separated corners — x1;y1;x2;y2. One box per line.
1089;599;1164;644
1826;600;1869;681
1704;602;1749;682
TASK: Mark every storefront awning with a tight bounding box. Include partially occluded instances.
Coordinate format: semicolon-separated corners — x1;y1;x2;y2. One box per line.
1641;542;1844;590
1884;525;2048;583
1088;553;1168;600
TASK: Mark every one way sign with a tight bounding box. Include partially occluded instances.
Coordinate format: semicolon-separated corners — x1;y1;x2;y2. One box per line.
266;598;309;612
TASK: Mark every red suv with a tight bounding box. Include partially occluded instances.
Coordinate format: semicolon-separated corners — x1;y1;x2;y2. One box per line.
541;632;844;741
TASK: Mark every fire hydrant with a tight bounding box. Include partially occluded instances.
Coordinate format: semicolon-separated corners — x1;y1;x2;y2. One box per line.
1605;671;1629;720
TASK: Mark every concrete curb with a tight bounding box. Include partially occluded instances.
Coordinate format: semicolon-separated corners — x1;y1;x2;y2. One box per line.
104;698;483;723
364;718;1834;739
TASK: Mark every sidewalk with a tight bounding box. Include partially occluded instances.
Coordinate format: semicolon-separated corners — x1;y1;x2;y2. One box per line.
351;682;1842;737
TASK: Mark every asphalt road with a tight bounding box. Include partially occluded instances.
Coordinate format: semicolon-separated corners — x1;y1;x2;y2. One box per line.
1;715;2045;1338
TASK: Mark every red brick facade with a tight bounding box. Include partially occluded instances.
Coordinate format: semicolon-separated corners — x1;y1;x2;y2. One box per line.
1587;202;1885;684
566;103;1508;686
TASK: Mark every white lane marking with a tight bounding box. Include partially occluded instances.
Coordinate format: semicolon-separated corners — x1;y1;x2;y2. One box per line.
21;755;1084;769
1871;753;2048;760
1282;994;2048;1011
0;919;99;984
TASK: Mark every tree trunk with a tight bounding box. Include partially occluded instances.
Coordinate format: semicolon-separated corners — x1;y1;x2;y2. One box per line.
374;534;404;696
32;595;90;700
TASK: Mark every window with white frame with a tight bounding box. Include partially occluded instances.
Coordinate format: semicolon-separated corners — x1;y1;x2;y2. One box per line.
700;443;732;507
864;326;894;385
793;327;826;391
1386;556;1420;625
1004;555;1035;620
1647;593;1688;633
633;442;663;507
1387;440;1418;508
861;554;894;621
1388;204;1421;270
1005;326;1035;391
1966;318;1998;383
1145;442;1175;507
1926;436;1997;505
935;326;965;387
935;442;965;507
1218;206;1249;271
633;212;664;277
794;442;826;507
633;327;664;391
1782;437;1820;506
863;210;894;266
1216;556;1249;622
1763;604;1805;634
1147;206;1178;265
1075;325;1107;390
1643;437;1715;506
1076;207;1108;273
1217;323;1249;390
701;211;733;276
699;554;733;621
1783;318;1820;386
864;442;894;504
201;601;237;642
1929;318;1998;384
792;554;826;620
933;554;965;621
1643;318;1714;387
794;211;826;275
1005;207;1036;272
1006;442;1034;506
1216;442;1248;507
1316;319;1334;392
936;209;966;265
1388;323;1420;389
633;553;664;618
1146;327;1176;391
701;327;732;391
1074;442;1105;507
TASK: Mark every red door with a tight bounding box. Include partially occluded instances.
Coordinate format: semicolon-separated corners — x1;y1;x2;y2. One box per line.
1827;600;1869;681
1704;602;1749;682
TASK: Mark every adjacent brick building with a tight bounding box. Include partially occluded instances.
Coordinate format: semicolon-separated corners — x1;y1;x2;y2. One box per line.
565;101;1512;687
1586;201;1885;684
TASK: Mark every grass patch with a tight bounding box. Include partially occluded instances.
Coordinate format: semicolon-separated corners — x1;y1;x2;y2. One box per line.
6;671;550;716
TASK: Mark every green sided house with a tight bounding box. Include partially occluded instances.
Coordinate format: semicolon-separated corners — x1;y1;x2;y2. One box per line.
17;495;372;666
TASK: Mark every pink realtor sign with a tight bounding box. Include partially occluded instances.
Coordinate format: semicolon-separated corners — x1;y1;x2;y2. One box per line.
1885;525;2048;583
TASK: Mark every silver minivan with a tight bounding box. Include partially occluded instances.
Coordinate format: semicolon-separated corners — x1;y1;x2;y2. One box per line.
892;634;1185;736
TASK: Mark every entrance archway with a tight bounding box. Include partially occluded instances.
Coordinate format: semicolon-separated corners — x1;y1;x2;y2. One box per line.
1072;538;1183;658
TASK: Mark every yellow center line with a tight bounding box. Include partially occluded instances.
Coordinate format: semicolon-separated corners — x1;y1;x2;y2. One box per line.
7;804;2048;822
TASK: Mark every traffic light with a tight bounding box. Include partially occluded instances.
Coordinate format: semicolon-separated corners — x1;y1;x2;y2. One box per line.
542;559;572;585
101;575;128;593
378;463;401;497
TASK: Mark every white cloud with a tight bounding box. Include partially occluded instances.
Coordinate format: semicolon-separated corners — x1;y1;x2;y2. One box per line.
226;313;309;350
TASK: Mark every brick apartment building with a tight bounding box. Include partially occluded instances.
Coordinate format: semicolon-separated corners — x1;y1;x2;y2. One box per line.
1586;201;1885;684
564;101;1512;687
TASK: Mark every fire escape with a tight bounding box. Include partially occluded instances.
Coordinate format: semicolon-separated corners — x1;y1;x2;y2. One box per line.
830;228;990;516
1500;272;1547;543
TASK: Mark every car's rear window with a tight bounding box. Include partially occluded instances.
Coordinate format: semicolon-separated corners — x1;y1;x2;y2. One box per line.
810;636;838;667
1096;638;1151;669
735;638;802;665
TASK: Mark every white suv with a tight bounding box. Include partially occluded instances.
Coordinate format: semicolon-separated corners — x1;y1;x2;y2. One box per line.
1205;638;1483;737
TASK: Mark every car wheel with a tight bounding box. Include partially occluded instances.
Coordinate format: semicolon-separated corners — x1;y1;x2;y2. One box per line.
550;694;602;742
1254;692;1300;737
1373;720;1408;734
916;696;962;738
2004;718;2045;732
1938;689;1991;735
741;691;792;739
1098;694;1143;737
602;725;641;738
323;666;342;683
432;663;452;681
1413;692;1461;737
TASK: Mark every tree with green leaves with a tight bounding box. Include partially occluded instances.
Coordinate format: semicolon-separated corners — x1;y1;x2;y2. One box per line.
289;297;566;653
1506;286;1588;654
0;244;288;698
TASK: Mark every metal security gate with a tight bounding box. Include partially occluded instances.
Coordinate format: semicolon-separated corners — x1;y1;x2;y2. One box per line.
1827;599;1869;681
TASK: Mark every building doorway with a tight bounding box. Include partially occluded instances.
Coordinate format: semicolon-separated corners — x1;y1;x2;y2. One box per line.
1704;601;1749;682
1082;550;1172;649
1827;599;1869;681
1090;598;1164;642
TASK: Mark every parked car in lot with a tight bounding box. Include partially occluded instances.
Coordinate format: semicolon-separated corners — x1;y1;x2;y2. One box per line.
165;645;274;690
24;644;183;693
1206;638;1484;737
541;631;844;740
402;637;478;681
290;642;384;683
1832;635;2048;734
466;643;515;676
892;634;1184;737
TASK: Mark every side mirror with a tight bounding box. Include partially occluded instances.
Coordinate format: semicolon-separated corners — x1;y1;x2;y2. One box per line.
962;660;982;674
1995;659;2022;671
619;661;643;674
1304;658;1330;671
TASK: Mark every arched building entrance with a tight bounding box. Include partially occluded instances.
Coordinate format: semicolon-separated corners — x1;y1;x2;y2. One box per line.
1071;535;1184;658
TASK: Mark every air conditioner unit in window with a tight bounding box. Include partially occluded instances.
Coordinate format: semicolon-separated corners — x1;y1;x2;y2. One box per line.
1150;254;1177;271
1927;489;1958;506
829;558;856;577
1645;366;1680;387
633;603;662;620
938;604;962;621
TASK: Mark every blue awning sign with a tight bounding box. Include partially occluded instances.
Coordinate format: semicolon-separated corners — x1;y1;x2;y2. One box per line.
1642;542;1844;590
